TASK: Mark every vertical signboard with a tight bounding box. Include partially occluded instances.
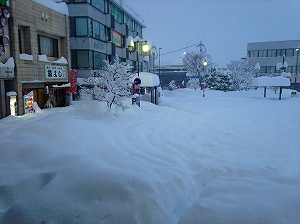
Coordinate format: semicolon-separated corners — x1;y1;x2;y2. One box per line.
70;69;78;94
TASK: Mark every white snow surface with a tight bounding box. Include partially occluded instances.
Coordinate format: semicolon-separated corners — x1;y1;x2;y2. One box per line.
0;89;299;224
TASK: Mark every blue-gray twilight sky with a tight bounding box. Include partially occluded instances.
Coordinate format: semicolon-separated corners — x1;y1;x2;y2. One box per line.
123;0;300;67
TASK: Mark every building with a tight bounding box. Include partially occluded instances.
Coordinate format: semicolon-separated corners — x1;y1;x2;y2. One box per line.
0;0;71;118
153;63;187;89
64;0;153;78
247;40;300;91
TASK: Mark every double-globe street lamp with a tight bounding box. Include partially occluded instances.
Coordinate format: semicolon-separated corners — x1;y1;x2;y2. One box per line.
127;36;150;106
127;36;150;77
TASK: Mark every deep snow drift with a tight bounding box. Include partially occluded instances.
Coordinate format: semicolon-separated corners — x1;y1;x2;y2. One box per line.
0;88;299;224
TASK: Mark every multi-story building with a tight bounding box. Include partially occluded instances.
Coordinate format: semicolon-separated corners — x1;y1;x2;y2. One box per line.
247;40;300;91
0;0;71;118
64;0;153;78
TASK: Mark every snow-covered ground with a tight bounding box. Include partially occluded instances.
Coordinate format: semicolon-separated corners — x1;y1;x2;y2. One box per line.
0;88;299;224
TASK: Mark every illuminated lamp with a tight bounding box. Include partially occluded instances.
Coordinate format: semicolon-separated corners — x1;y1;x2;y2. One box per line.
142;40;150;54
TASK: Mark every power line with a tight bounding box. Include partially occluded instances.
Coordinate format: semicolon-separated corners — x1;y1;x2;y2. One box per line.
160;43;199;56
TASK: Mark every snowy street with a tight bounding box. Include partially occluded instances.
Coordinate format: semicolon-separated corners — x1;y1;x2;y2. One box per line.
0;89;299;223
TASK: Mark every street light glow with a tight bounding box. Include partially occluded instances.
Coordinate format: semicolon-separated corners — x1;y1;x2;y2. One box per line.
142;41;150;53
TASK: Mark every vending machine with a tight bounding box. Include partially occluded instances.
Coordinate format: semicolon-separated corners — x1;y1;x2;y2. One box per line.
24;91;34;114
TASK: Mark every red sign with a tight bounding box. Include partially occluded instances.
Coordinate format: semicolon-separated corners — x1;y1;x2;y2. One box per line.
70;69;78;94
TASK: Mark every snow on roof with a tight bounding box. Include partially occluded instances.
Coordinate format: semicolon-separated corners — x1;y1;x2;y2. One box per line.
113;0;146;27
31;0;68;15
0;57;14;68
132;72;160;87
252;76;290;87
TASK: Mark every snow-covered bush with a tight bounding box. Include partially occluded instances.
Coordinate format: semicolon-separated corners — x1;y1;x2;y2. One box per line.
169;80;177;90
85;56;133;111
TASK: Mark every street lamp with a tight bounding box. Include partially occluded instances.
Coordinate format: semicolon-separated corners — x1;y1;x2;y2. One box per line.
127;36;150;77
159;47;162;77
296;46;299;77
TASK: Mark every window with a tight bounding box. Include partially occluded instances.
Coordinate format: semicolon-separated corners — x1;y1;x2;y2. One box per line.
266;66;275;73
124;14;134;31
77;50;93;68
286;49;294;57
258;50;267;57
276;49;286;57
74;0;87;2
91;0;105;12
94;52;106;69
267;49;276;57
18;26;31;54
111;4;122;23
92;20;106;41
38;35;58;57
260;66;267;73
75;17;88;36
135;23;142;37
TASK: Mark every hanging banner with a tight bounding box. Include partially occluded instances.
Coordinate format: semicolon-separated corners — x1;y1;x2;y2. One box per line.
70;69;78;94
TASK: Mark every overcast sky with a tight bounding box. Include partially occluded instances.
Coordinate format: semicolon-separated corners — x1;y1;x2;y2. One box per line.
123;0;300;67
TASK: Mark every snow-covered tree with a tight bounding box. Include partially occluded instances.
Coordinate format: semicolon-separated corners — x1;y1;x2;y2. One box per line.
85;56;133;111
188;78;199;90
226;58;255;91
169;80;177;90
183;42;212;84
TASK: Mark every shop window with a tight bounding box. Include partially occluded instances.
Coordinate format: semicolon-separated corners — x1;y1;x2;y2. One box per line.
18;26;31;54
94;51;106;69
38;35;58;57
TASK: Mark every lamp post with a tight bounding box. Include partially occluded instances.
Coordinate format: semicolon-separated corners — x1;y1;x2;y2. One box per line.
127;36;150;106
296;46;299;77
201;59;208;97
159;47;162;77
127;36;150;77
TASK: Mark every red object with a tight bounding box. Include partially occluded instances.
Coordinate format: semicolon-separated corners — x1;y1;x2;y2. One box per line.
70;70;78;94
